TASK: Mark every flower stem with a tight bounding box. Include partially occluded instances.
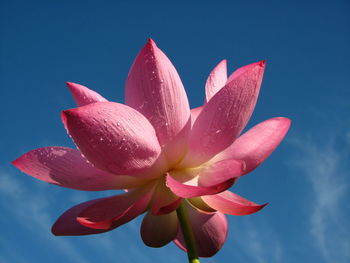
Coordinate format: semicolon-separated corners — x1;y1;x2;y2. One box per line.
176;200;200;263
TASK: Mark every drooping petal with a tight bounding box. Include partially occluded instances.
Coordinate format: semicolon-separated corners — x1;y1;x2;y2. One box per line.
214;117;291;174
125;39;191;165
52;198;114;236
12;147;149;191
180;61;266;167
174;201;228;257
66;82;107;107
190;106;203;127
205;59;227;103
166;159;244;198
141;211;178;248
62;101;165;177
77;186;154;229
202;191;267;216
151;177;181;215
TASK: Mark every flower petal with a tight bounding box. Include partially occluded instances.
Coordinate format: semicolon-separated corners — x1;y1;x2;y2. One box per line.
12;147;149;191
66;82;107;107
227;61;260;83
214;117;291;174
181;61;266;167
52;198;114;236
125;39;191;165
77;186;154;229
141;211;178;248
190;106;203;127
205;59;227;103
151;177;182;215
62;101;164;177
166;159;244;198
202;191;267;216
174;201;228;257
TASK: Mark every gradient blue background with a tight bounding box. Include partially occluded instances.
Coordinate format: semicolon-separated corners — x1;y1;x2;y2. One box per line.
1;0;349;262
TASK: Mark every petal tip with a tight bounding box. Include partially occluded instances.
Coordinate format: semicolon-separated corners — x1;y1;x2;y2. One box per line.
259;60;266;67
147;38;156;46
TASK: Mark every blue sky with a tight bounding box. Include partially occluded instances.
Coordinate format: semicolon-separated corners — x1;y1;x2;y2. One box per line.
1;0;349;262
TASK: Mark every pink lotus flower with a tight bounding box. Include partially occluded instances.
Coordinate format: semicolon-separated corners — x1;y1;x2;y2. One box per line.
12;39;290;258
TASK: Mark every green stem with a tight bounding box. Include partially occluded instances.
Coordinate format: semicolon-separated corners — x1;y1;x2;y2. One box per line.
176;200;200;263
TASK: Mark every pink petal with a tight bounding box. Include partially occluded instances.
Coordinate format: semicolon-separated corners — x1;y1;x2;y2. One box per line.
52;198;115;236
125;39;191;165
12;147;148;191
205;60;227;103
66;82;107;107
77;186;154;229
141;211;178;248
62;101;164;177
166;159;244;198
190;106;203;127
180;61;266;167
227;61;262;83
174;201;228;257
151;177;182;215
214;117;291;174
202;191;267;216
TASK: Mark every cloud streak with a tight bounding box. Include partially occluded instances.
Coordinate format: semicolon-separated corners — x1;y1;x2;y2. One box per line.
290;136;350;263
0;170;91;263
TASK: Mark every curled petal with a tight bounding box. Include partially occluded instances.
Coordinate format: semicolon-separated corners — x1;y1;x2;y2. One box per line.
52;198;114;236
166;159;244;198
205;59;227;103
181;61;266;167
77;186;154;229
66;82;107;106
141;211;178;248
174;201;228;257
125;39;191;165
12;147;148;191
214;117;291;174
62;101;164;177
202;191;267;216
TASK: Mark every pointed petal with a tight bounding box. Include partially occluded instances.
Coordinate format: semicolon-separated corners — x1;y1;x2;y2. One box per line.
125;39;191;165
227;61;263;83
151;177;181;215
181;61;266;167
62;101;164;177
190;106;203;127
214;117;291;174
166;159;244;198
12;147;148;191
77;187;154;229
202;191;267;216
141;211;178;248
66;82;107;107
52;198;114;236
174;201;228;257
205;60;227;103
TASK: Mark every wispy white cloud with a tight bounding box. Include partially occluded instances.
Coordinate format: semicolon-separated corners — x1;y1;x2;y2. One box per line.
290;136;350;263
0;171;90;263
229;217;283;263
